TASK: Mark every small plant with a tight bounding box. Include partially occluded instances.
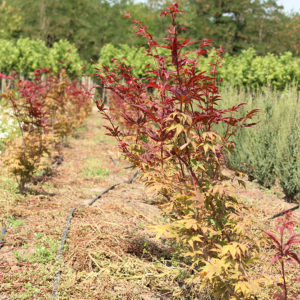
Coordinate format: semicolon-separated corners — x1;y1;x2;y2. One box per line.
9;217;24;228
263;212;300;300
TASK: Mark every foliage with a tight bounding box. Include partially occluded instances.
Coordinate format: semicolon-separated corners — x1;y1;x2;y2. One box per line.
179;0;287;56
1;0;300;60
220;86;300;201
48;40;83;78
95;3;262;298
220;49;300;90
0;69;92;193
278;122;300;202
263;212;300;300
0;1;22;39
98;45;300;90
0;38;83;78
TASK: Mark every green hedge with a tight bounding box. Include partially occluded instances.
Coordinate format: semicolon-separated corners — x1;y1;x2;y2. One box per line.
220;86;300;202
0;38;83;78
98;44;300;90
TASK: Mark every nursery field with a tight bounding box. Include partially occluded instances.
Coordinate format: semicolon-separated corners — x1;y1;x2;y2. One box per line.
0;109;299;299
0;3;300;299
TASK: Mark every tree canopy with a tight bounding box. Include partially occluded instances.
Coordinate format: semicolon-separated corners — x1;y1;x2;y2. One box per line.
0;0;299;60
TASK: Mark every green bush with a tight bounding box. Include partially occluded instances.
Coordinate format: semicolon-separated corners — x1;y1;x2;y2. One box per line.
277;120;300;201
220;86;300;201
97;45;300;90
0;38;83;78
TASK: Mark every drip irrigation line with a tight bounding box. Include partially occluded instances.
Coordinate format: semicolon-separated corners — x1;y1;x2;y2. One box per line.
88;183;120;206
270;204;299;220
124;165;135;169
124;170;139;184
52;208;76;299
51;169;139;299
0;227;7;249
105;149;117;166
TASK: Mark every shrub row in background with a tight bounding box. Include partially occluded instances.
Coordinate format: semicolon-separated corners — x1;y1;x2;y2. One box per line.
98;44;300;90
0;39;84;78
220;86;300;202
2;39;299;89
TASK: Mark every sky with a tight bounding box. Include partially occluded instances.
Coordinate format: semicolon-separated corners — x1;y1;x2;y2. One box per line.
278;0;300;13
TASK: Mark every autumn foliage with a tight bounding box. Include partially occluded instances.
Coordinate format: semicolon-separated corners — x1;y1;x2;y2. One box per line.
1;69;92;193
94;2;267;298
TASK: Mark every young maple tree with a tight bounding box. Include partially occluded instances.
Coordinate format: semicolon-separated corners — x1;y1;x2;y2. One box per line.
263;212;300;300
95;2;260;298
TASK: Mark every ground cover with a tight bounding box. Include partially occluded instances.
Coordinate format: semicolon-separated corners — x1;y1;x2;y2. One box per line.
0;109;299;299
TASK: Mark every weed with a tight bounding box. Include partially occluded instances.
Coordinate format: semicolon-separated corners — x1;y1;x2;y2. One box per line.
10;282;40;299
82;167;109;178
9;217;24;228
82;158;110;178
29;235;58;264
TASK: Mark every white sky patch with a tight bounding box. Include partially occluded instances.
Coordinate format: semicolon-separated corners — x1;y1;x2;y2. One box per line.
275;0;300;13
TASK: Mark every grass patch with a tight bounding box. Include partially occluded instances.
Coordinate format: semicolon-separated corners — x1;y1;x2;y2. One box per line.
82;167;110;178
82;158;110;178
9;217;24;228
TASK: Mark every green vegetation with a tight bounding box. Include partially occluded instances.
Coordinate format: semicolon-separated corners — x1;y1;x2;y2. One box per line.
220;86;300;201
1;0;300;59
98;44;300;90
82;158;110;178
0;38;82;78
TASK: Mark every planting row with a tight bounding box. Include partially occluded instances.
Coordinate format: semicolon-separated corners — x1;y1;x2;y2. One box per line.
221;86;300;202
0;69;92;193
99;43;300;90
1;37;300;91
0;39;83;79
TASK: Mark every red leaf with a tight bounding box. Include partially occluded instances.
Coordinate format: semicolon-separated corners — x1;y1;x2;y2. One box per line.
262;230;281;249
288;251;300;265
284;234;300;248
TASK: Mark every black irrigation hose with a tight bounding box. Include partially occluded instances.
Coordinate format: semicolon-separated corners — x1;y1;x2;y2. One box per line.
105;149;117;166
87;183;120;206
0;227;7;249
51;167;139;299
124;165;135;169
270;204;299;219
52;208;76;298
124;170;139;184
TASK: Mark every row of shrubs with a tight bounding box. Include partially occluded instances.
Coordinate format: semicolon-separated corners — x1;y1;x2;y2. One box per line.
1;38;300;90
0;69;92;193
99;44;300;90
220;86;300;202
0;39;83;78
